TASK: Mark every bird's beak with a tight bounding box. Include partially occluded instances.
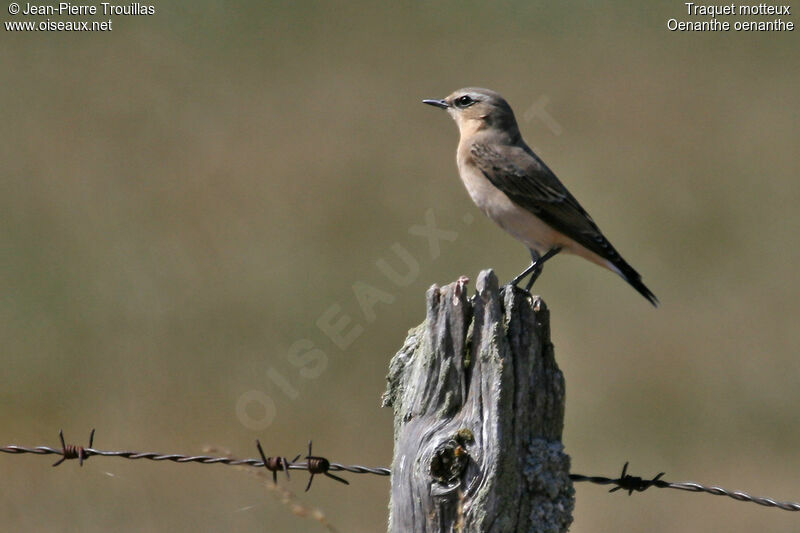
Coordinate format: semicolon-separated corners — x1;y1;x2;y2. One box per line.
422;99;449;109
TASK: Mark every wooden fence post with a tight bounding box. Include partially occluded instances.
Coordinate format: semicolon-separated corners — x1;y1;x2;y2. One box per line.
383;270;574;532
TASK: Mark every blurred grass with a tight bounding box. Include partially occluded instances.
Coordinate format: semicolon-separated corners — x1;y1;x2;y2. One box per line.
2;1;799;531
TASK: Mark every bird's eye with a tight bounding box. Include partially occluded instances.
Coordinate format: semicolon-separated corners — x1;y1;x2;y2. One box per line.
455;95;474;108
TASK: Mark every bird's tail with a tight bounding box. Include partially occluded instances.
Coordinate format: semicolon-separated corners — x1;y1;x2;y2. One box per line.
609;260;659;307
624;273;659;307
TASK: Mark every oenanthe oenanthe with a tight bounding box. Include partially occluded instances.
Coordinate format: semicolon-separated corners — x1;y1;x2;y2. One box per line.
423;87;657;306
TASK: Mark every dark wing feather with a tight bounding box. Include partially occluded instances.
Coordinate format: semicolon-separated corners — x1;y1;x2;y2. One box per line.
470;142;658;306
470;143;621;262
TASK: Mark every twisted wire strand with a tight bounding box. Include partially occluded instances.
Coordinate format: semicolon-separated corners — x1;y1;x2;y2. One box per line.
665;481;800;512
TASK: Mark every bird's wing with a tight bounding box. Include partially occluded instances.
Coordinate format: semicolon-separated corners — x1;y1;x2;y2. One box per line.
469;142;629;268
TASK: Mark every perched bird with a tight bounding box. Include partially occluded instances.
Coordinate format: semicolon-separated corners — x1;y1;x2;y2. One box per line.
423;88;657;306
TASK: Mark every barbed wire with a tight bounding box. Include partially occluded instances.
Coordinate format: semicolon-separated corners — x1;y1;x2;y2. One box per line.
570;461;800;512
0;429;390;482
2;430;798;512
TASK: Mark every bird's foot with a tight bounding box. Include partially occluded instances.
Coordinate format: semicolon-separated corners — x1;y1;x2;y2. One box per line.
500;282;531;298
524;267;543;292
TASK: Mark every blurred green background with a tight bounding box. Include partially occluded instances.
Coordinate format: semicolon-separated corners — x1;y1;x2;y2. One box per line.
2;1;799;531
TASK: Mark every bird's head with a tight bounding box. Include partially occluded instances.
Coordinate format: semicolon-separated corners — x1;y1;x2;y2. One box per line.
423;87;520;140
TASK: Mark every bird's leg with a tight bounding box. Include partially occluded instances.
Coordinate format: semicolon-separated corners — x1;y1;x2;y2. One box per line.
523;247;562;291
509;250;540;288
510;264;537;287
509;249;541;288
524;265;545;291
508;247;562;291
524;248;546;291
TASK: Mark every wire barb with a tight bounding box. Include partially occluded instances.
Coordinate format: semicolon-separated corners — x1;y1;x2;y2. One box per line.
607;461;666;495
255;439;299;484
304;441;350;492
52;429;95;467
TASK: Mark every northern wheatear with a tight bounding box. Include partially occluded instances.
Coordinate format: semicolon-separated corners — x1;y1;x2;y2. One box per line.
423;87;658;306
